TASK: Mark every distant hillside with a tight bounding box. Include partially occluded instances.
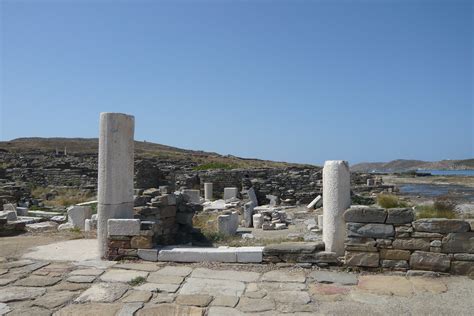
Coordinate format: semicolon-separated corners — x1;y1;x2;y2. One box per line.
352;158;474;173
0;137;316;169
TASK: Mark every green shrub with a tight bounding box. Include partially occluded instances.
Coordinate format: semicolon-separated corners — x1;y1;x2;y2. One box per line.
193;162;236;171
377;194;408;208
416;204;457;219
128;276;146;286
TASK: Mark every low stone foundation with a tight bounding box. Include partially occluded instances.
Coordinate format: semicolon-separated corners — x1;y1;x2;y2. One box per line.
262;242;339;266
0;218;25;236
106;219;154;260
343;206;474;275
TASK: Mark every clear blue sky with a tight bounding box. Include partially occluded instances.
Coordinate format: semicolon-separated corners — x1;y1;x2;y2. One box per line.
1;0;472;165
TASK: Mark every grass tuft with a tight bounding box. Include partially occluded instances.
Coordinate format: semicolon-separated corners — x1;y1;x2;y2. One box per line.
128;276;146;286
377;194;408;208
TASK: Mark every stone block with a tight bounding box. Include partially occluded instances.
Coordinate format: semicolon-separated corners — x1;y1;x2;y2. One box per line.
0;210;17;221
131;236;153;249
450;261;474;275
307;195;322;209
441;232;474;253
243;202;254;228
235;247;264;263
380;259;409;269
16;207;29;216
296;251;339;264
176;212;193;226
247;187;258;206
108;219;141;236
410;251;450;272
252;214;263;229
223;187;239;200
453;253;474;261
263;242;325;254
347;223;394;238
380;249;411;260
344;251;379;267
413;219;470;233
385;208;414;224
392;238;430;251
158;247;237;263
67;206;92;230
411;232;444;238
217;212;239;236
182;190;201;203
343;207;387;223
137;249;158;261
344;238;378;252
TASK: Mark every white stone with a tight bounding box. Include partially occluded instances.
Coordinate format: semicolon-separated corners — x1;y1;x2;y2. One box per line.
253;214;263;229
58;222;75;231
243;202;254;228
67;205;92;230
0;210;17;221
307;195;322;209
182;189;200;203
191;268;260;282
204;183;213;201
217;212;239;236
0;302;11;315
323;160;351;256
2;203;16;212
158;247;237;263
224;187;238;200
108;219;141;236
247;187;258;206
84;219;92;231
26;221;58;232
318;214;324;230
16;207;29;216
97;112;135;258
235;247;263;263
74;283;129;303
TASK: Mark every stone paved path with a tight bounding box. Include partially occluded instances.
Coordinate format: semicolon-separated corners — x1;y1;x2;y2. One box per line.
0;257;473;315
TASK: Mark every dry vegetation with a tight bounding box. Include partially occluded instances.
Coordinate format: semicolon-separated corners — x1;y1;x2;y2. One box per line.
31;187;95;208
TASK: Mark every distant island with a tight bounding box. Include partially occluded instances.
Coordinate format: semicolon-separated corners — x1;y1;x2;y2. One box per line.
351;159;474;173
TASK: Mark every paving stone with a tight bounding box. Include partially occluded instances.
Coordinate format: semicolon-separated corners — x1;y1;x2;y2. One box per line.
309;283;351;300
236;297;275;312
7;305;50;316
100;269;149;283
261;270;306;283
13;261;50;274
115;263;160;272
176;294;213;307
67;275;97;283
73;260;116;270
69;268;105;276
34;263;74;276
0;269;8;276
51;281;91;291
244;290;267;298
32;291;77;309
0;303;11;315
154;266;193;277
147;273;184;284
74;283;129;303
0;286;46;302
357;275;413;297
259;282;306;291
410;277;448;294
190;268;260;282
276;302;318;313
267;290;311;304
153;293;176;303
0;260;34;269
210;295;239;307
134;282;180;293
121;290;152;303
137;303;203;316
117;302;144;316
180;278;245;297
0;278;15;286
207;306;243;316
54;303;122;316
15;275;61;287
309;270;358;285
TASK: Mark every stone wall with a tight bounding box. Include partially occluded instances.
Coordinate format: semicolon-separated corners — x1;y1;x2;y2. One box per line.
343;206;474;275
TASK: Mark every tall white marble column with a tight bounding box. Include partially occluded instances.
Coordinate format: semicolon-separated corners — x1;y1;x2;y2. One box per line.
322;160;351;256
97;112;135;258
